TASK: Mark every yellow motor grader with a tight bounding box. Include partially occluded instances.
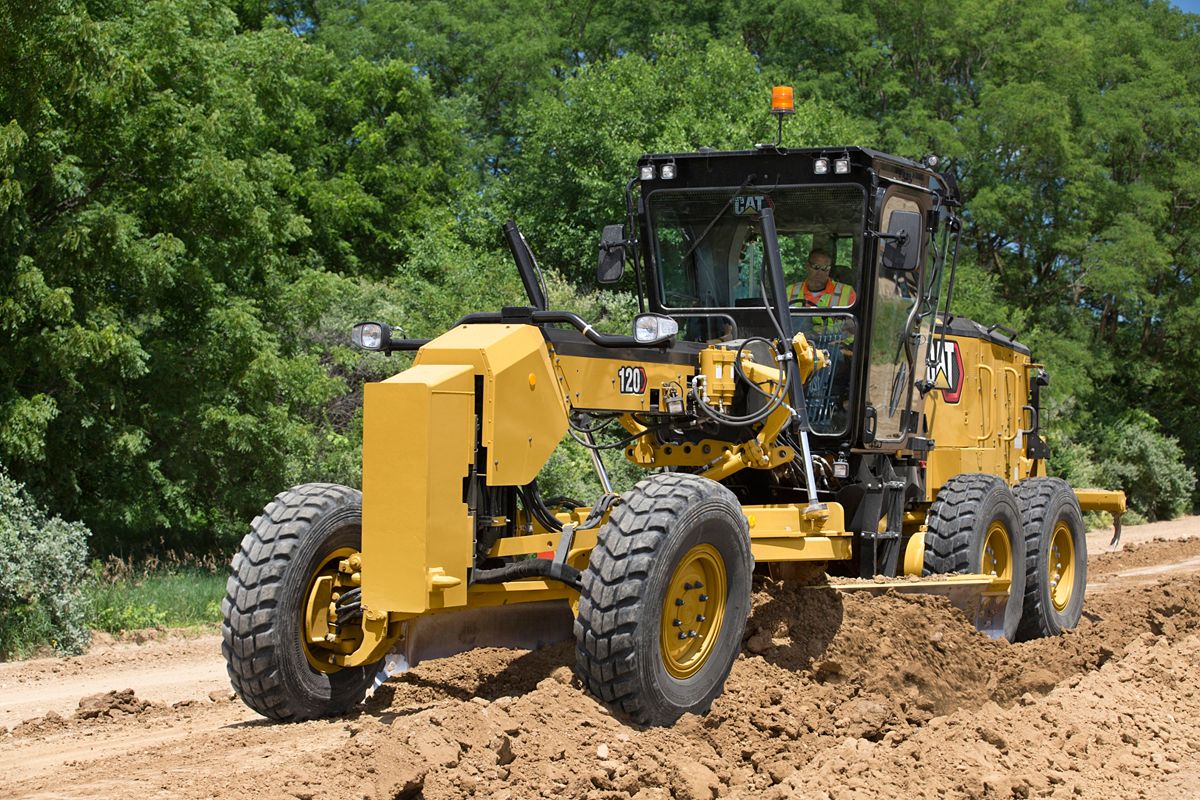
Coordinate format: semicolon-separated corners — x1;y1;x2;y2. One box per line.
222;94;1125;726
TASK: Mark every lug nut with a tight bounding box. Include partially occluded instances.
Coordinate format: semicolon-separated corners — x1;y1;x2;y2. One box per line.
695;581;703;589
675;598;685;606
672;619;682;627
683;582;693;590
678;632;687;640
689;630;698;638
699;594;708;602
696;614;706;622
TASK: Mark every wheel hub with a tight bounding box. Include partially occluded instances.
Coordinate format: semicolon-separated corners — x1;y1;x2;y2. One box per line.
981;521;1012;582
1049;521;1076;611
302;547;364;673
660;544;727;679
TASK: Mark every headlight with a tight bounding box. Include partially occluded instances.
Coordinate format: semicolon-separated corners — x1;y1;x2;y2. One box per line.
814;158;829;175
834;158;850;174
351;321;391;351
633;314;680;344
639;165;655;181
660;162;677;180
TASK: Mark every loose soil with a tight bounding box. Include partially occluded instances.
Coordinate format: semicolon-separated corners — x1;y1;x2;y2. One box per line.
5;518;1200;800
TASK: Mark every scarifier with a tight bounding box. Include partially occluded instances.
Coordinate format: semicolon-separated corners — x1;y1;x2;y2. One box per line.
222;88;1126;726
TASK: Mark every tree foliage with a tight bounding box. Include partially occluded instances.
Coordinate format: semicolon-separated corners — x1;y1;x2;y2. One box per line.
1;0;1198;556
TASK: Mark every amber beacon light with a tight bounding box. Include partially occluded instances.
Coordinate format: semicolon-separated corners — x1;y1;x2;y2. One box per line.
770;86;794;146
771;85;795;116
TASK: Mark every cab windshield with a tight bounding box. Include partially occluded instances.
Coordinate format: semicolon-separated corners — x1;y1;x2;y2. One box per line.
649;185;866;312
648;184;866;437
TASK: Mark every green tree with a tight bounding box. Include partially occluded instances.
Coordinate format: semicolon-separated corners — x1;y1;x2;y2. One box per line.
0;0;467;550
506;37;875;283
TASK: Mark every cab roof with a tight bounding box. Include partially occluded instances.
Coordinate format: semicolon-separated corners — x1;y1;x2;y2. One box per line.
635;145;944;196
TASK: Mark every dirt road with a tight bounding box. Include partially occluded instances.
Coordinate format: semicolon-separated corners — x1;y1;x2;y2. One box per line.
4;519;1199;800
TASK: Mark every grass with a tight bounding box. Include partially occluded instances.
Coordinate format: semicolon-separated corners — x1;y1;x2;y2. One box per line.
82;555;227;634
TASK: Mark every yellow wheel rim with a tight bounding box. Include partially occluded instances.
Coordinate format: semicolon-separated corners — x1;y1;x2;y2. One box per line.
301;546;359;674
1049;521;1076;612
981;521;1012;581
660;544;727;680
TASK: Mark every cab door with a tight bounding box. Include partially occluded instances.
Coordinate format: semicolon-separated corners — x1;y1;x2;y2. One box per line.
863;187;929;446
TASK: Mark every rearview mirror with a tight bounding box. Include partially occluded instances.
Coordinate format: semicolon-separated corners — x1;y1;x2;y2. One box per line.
881;211;922;272
597;225;627;284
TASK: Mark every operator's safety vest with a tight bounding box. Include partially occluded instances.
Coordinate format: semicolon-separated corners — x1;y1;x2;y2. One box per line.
788;279;856;307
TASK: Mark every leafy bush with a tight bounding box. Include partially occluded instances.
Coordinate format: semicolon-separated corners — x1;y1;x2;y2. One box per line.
0;472;91;657
1092;412;1196;522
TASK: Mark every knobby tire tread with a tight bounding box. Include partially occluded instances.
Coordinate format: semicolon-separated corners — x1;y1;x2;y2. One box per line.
1013;477;1084;640
924;474;1003;575
574;473;747;725
221;483;364;721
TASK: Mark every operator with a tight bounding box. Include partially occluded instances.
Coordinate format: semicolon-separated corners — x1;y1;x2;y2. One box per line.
786;249;856;432
786;249;856;308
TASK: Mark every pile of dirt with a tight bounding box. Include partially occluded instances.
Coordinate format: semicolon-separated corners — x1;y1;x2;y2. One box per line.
8;710;69;738
1090;537;1200;575
771;632;1200;800
75;689;152;719
301;571;1200;800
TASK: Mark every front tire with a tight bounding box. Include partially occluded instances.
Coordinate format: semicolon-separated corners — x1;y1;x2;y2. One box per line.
1014;478;1087;639
222;483;377;721
924;473;1027;641
574;474;752;726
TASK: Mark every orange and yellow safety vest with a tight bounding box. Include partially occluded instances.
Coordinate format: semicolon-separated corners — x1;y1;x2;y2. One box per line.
787;279;856;307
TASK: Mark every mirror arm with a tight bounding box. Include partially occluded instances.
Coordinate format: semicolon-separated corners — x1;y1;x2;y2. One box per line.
869;230;908;244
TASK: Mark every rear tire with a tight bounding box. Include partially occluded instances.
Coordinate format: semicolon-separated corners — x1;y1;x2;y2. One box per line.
924;473;1027;641
222;483;376;721
1014;478;1087;639
574;474;752;726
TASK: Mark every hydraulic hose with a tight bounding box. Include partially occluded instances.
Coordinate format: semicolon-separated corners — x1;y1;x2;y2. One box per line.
471;559;583;590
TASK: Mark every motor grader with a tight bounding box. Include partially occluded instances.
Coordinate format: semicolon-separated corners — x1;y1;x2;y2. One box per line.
222;90;1126;727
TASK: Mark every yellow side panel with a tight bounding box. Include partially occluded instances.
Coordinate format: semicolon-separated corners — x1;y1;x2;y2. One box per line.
923;335;1036;500
415;324;567;486
362;365;474;615
552;353;694;412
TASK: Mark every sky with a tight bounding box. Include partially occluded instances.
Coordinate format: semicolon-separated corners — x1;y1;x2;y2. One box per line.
1172;0;1200;13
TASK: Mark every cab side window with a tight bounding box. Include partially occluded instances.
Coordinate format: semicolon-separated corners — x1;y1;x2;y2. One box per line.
865;193;924;443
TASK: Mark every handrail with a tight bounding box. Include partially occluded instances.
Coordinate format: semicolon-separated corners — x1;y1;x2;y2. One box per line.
975;364;995;442
453;309;661;349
